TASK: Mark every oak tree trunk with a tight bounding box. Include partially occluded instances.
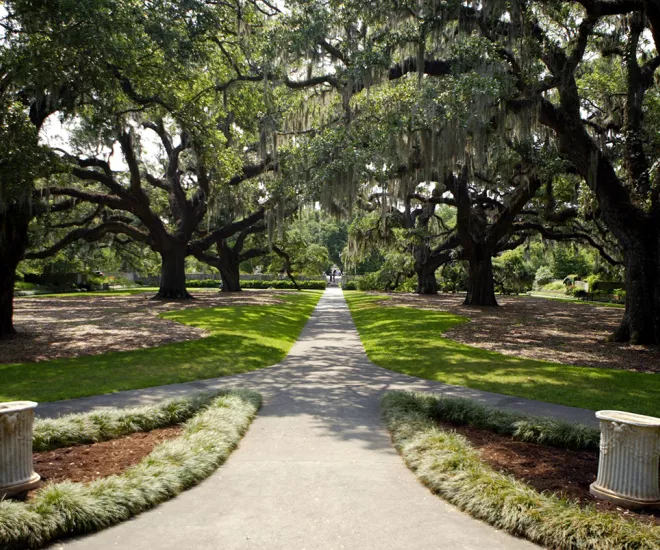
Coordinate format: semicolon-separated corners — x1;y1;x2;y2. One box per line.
0;206;31;338
154;244;192;299
415;266;438;294
219;252;241;292
613;240;660;344
464;256;498;306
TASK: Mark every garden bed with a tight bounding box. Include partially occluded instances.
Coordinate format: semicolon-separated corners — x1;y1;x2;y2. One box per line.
0;390;261;549
437;420;659;527
382;391;660;549
33;425;184;485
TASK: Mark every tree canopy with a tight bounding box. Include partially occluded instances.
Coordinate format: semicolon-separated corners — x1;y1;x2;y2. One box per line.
0;0;658;342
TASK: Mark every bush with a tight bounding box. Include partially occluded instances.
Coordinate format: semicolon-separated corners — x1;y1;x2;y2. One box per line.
584;274;602;291
356;272;381;291
14;281;36;291
186;279;221;288
239;279;326;290
184;279;326;290
394;277;417;293
342;281;357;290
612;288;626;300
541;280;565;292
533;266;554;288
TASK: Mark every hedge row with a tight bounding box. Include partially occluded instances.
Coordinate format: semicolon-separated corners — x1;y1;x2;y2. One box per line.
185;279;326;290
0;390;261;549
239;279;326;289
382;391;658;550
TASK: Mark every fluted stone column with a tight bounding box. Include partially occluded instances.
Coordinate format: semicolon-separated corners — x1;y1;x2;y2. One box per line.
0;401;40;498
590;410;660;509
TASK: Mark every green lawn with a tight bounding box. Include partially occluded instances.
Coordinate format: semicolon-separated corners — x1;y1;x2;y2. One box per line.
0;290;321;403
344;292;659;416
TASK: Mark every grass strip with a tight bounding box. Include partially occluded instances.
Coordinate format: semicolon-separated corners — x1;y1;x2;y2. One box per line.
33;392;220;452
1;290;321;402
428;395;600;451
382;391;660;550
0;389;261;550
344;291;659;416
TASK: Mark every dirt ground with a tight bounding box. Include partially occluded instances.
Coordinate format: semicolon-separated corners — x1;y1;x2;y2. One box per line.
1;290;284;364
32;425;184;485
438;420;660;526
377;293;660;373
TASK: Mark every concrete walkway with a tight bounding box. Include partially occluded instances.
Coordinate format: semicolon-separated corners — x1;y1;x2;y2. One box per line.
47;288;597;549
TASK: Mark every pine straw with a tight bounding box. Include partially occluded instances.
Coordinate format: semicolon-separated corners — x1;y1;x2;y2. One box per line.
382;392;660;550
0;389;261;549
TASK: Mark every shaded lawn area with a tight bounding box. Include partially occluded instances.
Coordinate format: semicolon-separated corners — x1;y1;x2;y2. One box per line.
27;287;164;297
0;291;321;403
344;292;659;416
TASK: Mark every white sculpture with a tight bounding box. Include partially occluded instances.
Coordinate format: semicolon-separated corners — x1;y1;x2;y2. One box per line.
590;410;660;509
0;401;40;498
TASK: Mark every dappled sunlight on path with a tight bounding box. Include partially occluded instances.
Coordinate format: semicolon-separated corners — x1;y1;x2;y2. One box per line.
43;288;585;549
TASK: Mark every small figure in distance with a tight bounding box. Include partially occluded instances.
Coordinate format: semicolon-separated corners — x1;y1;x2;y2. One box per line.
331;269;336;283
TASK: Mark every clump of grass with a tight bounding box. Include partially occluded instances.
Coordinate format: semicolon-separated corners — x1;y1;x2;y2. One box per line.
382;391;660;550
0;389;261;550
429;395;600;450
33;392;220;452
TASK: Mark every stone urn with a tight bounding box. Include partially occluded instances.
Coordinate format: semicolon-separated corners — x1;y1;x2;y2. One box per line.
0;401;41;498
590;410;660;509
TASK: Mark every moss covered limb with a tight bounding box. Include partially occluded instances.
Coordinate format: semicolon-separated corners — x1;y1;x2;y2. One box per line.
0;389;262;550
382;391;660;550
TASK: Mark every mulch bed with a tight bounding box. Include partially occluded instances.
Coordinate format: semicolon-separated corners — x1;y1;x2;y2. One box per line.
2;290;284;364
375;293;660;373
32;425;184;485
437;420;660;526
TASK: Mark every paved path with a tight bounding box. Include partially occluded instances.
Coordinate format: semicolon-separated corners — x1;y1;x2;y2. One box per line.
48;288;598;549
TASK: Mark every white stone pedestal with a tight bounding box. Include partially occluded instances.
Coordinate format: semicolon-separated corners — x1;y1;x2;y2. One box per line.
0;401;40;498
590;410;660;509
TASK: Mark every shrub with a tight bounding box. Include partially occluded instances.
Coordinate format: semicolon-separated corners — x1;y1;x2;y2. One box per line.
342;281;357;290
184;279;326;290
394;277;417;293
14;281;36;291
382;391;658;550
533;266;554;288
186;279;221;288
239;279;326;290
584;274;602;291
541;280;565;292
356;272;381;291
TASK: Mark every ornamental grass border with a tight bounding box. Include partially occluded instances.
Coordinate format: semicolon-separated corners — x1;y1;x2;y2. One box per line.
424;394;600;451
0;389;261;550
33;392;222;452
382;391;659;550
